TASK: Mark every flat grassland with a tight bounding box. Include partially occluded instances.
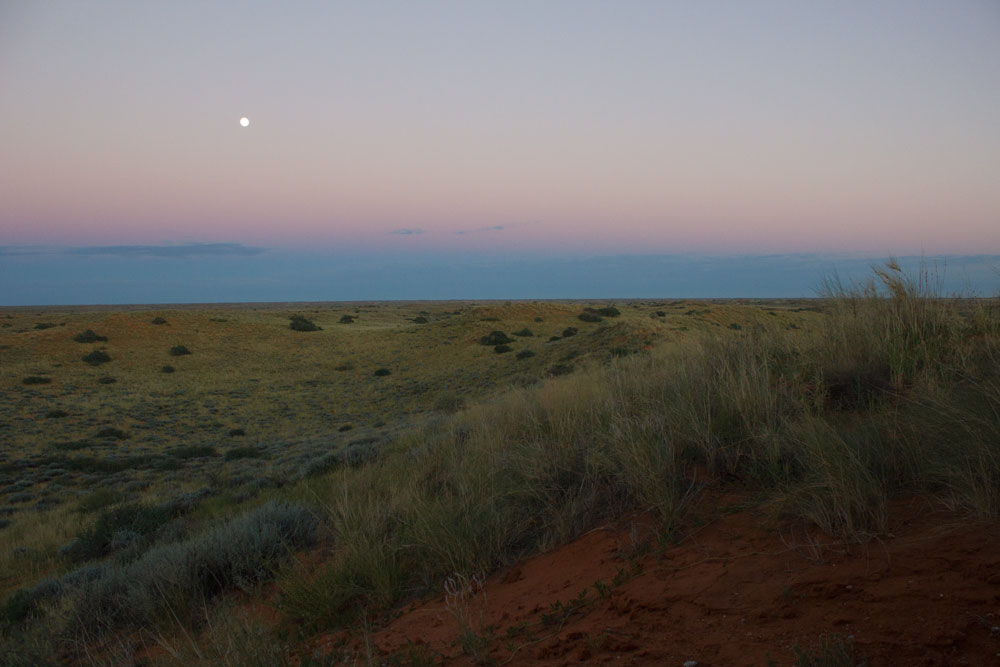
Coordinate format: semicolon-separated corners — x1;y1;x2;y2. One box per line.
1;273;998;665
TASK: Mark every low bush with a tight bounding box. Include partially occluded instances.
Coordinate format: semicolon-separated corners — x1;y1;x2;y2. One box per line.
516;349;536;360
412;316;428;324
338;424;354;432
374;368;392;377
225;446;267;461
168;345;191;356
561;327;578;337
290;315;321;331
161;365;175;373
578;312;602;323
22;376;51;385
169;445;217;459
512;328;534;337
95;427;128;440
45;409;69;418
82;350;111;365
339;315;355;324
481;331;513;346
97;376;116;384
547;364;575;376
494;344;513;354
151;317;168;325
591;306;620;317
33;323;57;330
228;428;246;437
73;330;107;343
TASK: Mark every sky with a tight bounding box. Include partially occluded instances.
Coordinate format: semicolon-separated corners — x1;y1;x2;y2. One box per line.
1;1;999;304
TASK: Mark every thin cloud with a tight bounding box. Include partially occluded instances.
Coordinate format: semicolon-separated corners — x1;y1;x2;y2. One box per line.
65;243;266;258
388;228;424;235
455;225;505;235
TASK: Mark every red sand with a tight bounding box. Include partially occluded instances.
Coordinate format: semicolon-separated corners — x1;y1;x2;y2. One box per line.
309;496;1000;666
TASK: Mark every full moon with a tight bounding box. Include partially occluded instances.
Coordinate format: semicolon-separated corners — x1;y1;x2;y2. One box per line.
239;117;250;127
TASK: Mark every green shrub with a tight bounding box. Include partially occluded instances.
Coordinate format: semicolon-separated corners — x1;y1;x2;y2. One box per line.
547;364;575;376
97;376;116;384
169;445;217;459
33;323;57;330
161;365;175;373
534;317;544;322
494;344;513;353
516;349;536;360
512;328;534;337
548;336;561;342
76;489;125;513
151;317;168;325
412;316;428;324
339;315;355;324
73;330;107;343
339;424;354;432
589;306;620;317
374;368;392;377
82;350;111;365
434;392;466;413
578;312;602;323
95;427;128;440
290;315;321;331
168;345;191;356
228;428;246;437
481;331;513;345
45;409;69;418
729;323;743;330
561;327;578;337
22;376;51;385
63;502;176;562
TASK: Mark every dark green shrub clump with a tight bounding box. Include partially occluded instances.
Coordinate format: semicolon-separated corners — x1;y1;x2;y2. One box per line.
589;306;620;317
561;327;578;337
728;323;743;330
338;424;353;432
578;312;603;323
373;368;391;377
339;315;355;324
161;365;175;373
228;428;246;437
547;364;575;377
95;427;128;440
169;445;217;459
516;349;536;360
22;376;51;385
150;317;168;325
512;328;534;337
412;316;428;324
168;345;191;356
290;315;321;331
73;330;107;343
494;344;513;354
33;323;57;330
46;409;69;418
98;376;116;384
82;350;111;365
481;331;514;346
64;502;176;562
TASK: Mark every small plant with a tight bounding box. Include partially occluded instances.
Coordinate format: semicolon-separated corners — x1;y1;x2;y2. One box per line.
516;349;536;360
434;392;466;413
82;350;111;365
792;634;866;666
169;445;217;459
547;364;574;377
494;344;512;354
655;310;666;317
98;376;116;384
33;323;57;330
228;428;246;437
335;362;354;371
548;335;561;342
578;312;602;323
338;315;355;324
150;317;168;325
45;409;69;418
561;327;578;337
22;376;52;385
412;316;429;324
290;315;321;331
95;427;129;440
161;365;175;373
73;329;107;343
534;316;543;322
593;306;620;317
168;345;191;356
374;368;391;377
512;328;534;337
338;424;353;432
729;322;743;330
225;446;266;461
481;330;514;346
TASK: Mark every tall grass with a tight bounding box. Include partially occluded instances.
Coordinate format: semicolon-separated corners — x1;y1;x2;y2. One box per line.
283;262;999;629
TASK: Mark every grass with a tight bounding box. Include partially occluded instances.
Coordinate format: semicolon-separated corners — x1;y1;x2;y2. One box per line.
1;275;997;661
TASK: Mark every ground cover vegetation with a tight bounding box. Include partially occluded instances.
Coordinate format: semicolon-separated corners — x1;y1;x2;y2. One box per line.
0;264;997;663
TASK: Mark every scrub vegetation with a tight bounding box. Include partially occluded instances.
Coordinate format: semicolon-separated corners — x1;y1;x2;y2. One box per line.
1;263;998;664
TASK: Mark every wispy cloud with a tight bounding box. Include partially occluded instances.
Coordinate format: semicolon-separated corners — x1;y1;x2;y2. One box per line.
64;243;266;258
455;225;505;235
388;228;424;235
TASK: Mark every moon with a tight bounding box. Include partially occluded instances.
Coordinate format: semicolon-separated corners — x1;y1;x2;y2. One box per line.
239;117;250;127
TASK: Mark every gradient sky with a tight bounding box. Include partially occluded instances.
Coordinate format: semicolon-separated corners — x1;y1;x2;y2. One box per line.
2;2;999;303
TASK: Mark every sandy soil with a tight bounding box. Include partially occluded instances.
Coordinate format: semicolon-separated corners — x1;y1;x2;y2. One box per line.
309;495;1000;666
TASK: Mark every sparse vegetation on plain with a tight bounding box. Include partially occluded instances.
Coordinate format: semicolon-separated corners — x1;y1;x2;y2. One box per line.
1;269;997;664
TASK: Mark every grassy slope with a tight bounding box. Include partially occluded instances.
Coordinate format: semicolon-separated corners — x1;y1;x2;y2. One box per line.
1;269;997;664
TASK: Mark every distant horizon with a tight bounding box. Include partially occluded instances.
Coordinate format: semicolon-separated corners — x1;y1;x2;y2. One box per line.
2;248;997;307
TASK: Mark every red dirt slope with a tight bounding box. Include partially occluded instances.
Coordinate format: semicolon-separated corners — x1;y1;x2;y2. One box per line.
311;496;1000;666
